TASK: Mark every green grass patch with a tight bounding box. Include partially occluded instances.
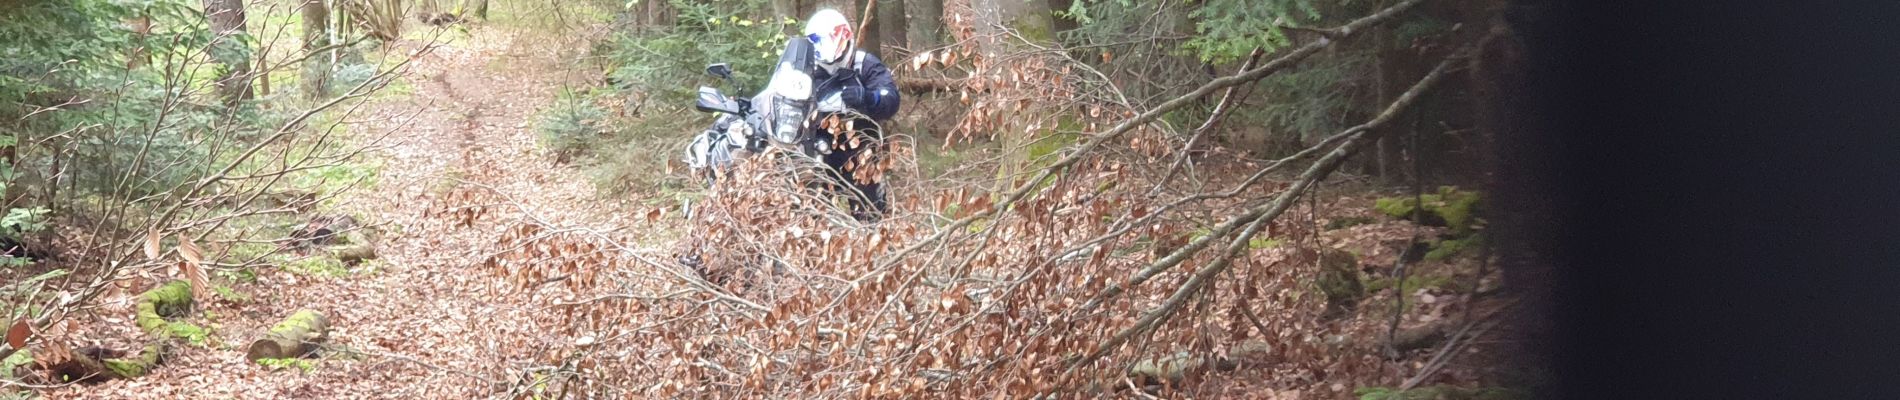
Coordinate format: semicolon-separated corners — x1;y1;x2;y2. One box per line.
284;255;350;278
212;285;251;304
1366;274;1469;294
256;357;320;373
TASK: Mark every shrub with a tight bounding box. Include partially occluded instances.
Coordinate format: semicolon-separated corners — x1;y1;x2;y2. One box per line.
536;89;612;161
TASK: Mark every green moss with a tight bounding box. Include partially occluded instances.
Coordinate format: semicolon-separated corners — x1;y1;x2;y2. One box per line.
102;343;166;379
272;310;326;335
1248;237;1282;250
167;322;209;346
2;348;31;379
1356;385;1529;400
212;285;250;304
1426;235;1483;261
1374;186;1483;236
1316;249;1364;307
136;281;193;335
133;281;211;346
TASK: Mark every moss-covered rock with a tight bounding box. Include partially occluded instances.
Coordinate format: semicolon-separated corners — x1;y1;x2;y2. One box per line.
1374;186;1483;236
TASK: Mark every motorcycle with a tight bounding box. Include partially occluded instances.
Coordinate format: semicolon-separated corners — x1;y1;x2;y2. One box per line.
683;36;889;222
683;37;819;182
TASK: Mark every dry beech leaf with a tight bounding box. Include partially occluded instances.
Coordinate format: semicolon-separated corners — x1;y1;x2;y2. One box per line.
6;319;28;349
175;233;209;302
143;229;161;260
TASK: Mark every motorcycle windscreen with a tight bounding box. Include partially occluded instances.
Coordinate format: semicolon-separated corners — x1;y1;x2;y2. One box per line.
762;38;816;145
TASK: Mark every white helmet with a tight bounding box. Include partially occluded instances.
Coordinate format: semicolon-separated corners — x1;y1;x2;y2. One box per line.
803;9;854;73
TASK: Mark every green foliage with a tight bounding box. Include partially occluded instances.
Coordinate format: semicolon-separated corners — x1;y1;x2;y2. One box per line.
1;0;302;205
587;1;789;194
602;0;791;107
536;89;612;160
1185;0;1320;63
1251;52;1374;144
1064;0;1370;63
256;357;319;372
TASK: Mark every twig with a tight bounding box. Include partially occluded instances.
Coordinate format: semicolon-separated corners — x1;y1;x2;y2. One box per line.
1068;48;1468;371
1074;42;1467;319
1386;110;1428;357
1400;300;1518;389
1149;47;1265;197
870;0;1431;293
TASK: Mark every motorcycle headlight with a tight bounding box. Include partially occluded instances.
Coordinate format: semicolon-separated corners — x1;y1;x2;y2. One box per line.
772;98;806;145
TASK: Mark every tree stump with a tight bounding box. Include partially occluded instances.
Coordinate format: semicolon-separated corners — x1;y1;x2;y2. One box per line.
246;309;328;362
1317;249;1366;318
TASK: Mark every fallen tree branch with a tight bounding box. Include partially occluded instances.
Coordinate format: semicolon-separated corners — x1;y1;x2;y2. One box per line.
868;0;1431;283
1075;43;1466;319
1400;300;1518;389
1068;48;1468;371
1149;47;1266;197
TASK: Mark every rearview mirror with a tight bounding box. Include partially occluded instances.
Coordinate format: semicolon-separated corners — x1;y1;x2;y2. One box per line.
705;63;733;80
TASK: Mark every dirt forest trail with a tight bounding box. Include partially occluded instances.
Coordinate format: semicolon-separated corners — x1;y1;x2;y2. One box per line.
52;25;660;399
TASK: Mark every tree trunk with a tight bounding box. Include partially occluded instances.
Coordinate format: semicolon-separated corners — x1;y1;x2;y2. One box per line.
302;0;331;99
906;0;942;50
876;0;908;52
800;0;853;19
464;0;487;20
1047;0;1075;40
246;310;329;361
644;0;673;27
772;0;799;26
855;0;880;55
202;0;254;105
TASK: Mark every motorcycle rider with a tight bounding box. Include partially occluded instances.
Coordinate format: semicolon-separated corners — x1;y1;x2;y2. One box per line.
804;8;901;221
